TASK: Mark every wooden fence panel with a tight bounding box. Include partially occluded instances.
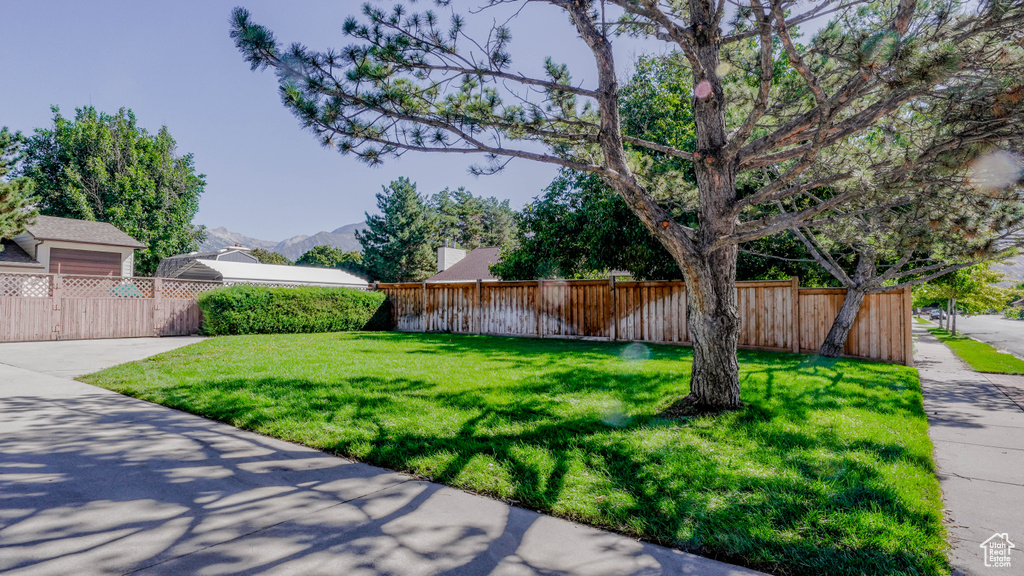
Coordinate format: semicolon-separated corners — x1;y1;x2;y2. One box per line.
376;278;912;365
0;297;53;342
796;288;909;364
60;298;155;340
481;282;536;336
425;283;475;333
376;283;425;332
157;298;203;336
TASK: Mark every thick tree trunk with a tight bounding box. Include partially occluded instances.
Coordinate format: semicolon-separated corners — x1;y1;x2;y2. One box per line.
820;288;867;357
570;0;742;412
819;253;874;357
681;251;741;411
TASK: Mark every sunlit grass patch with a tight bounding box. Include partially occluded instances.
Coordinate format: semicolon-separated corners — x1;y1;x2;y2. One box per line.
81;331;947;576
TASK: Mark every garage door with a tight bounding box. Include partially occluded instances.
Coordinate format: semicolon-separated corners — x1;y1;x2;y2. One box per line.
49;248;121;276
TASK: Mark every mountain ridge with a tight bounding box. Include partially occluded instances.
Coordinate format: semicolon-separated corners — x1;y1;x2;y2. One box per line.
199;222;367;260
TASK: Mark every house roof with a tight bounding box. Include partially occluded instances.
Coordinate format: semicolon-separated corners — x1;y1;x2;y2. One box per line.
155;247;256;278
0;239;42;266
427;246;502;282
172;259;369;287
25;215;147;248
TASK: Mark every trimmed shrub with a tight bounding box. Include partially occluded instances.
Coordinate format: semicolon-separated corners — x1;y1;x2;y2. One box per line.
198;285;390;336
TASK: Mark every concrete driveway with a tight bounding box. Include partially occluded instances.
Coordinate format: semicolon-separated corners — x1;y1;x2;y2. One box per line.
940;314;1024;360
0;337;761;576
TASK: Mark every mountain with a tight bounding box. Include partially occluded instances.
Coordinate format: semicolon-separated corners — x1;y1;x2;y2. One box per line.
199;227;277;252
271;222;368;260
199;223;368;260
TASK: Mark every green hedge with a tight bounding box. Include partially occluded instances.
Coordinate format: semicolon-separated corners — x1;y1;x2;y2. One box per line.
198;285;390;336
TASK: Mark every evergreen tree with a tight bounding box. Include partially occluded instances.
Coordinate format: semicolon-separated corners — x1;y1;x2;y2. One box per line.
431;187;516;250
357;178;435;282
250;248;291;266
0;128;37;246
19;106;205;276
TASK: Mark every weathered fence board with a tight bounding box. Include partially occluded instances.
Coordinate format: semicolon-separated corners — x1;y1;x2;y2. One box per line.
375;278;912;365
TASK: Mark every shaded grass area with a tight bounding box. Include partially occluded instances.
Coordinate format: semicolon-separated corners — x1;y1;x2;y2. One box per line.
81;332;947;576
928;327;1024;375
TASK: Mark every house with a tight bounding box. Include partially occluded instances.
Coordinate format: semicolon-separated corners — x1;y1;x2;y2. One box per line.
156;247;368;288
427;246;502;282
154;245;259;278
0;215;145;276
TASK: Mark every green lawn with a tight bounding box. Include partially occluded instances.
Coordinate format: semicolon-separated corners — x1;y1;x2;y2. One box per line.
81;332;947;576
914;316;931;324
928;327;1024;374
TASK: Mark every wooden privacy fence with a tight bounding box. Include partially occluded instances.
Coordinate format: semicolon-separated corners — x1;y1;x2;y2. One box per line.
0;273;222;342
375;278;913;365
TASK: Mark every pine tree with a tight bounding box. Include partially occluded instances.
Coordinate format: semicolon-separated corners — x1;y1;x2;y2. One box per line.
357;178;436;282
431;187;516;250
0;128;37;247
233;1;1024;410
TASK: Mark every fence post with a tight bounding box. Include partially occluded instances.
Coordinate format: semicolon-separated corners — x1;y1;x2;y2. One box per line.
152;277;163;337
903;286;914;367
474;279;482;335
50;275;63;340
608;276;617;341
536;279;544;338
421;281;428;333
791;276;800;353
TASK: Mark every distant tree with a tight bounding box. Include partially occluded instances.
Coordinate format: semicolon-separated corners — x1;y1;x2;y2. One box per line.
19;106;205;276
250;248;291;266
0;128;37;246
295;245;367;277
356;178;435;282
296;245;346;267
431;187;516;250
915;264;1008;335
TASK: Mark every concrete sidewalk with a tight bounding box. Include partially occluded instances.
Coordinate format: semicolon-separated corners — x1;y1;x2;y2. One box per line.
0;338;761;576
913;325;1024;575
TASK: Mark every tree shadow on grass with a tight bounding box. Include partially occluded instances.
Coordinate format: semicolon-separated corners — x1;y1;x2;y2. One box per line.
94;338;949;576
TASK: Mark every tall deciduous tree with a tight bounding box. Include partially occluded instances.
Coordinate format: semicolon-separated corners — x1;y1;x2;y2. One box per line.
914;264;1009;335
232;1;1024;410
19;107;205;276
0;128;37;245
357;177;436;282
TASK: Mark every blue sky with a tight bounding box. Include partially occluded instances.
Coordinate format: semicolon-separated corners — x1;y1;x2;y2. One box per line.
0;1;665;241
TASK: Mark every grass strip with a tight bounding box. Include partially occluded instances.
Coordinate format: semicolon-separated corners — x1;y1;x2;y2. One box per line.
81;332;947;576
927;327;1024;375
